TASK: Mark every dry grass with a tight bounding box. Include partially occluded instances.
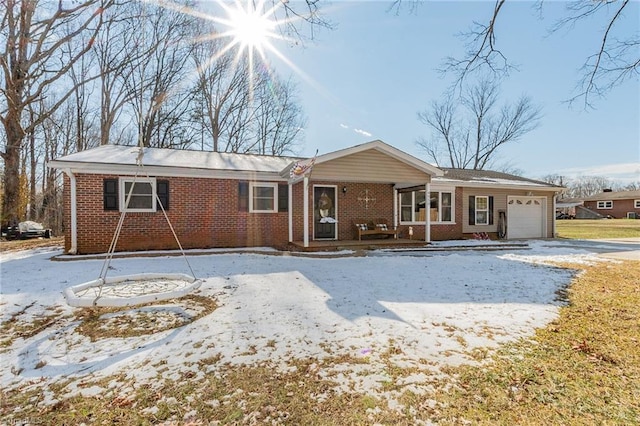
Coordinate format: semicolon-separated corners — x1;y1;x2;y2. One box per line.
425;260;640;425
74;295;217;341
0;236;64;252
556;219;640;239
3;261;638;424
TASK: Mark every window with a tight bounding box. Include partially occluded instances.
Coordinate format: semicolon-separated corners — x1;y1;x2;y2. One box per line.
469;195;493;226
250;183;277;213
634;200;640;208
239;182;287;213
104;178;168;212
441;192;452;221
475;196;489;225
400;192;414;222
597;200;613;209
120;178;156;212
104;179;118;211
399;190;454;223
430;191;452;222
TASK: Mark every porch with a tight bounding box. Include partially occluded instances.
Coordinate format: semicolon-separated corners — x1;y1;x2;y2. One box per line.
288;237;428;252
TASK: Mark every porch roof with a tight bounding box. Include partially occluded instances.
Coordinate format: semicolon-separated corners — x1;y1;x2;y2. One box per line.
395;168;563;192
280;140;443;183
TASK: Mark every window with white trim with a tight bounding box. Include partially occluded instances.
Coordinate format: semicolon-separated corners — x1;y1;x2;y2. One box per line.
597;200;613;209
475;196;489;225
250;182;277;213
634;200;640;208
120;177;156;212
399;190;454;223
432;191;453;222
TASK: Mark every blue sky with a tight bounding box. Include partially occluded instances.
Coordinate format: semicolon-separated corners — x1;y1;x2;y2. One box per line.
264;1;639;184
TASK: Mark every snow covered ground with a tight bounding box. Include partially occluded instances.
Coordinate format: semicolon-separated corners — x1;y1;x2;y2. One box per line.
0;239;631;404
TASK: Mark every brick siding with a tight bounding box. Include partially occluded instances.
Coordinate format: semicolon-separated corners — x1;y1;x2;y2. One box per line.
63;175;465;254
583;199;640;219
67;174;290;254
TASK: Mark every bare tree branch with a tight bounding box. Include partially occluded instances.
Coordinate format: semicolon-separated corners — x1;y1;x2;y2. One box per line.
417;79;542;170
558;0;637;108
439;0;515;91
443;0;638;107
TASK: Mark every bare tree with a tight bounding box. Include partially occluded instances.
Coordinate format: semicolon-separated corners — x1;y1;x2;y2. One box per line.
417;79;542;170
0;0;112;224
251;73;306;156
569;175;613;198
190;34;253;152
94;2;150;146
121;3;195;148
624;181;640;191
440;0;638;107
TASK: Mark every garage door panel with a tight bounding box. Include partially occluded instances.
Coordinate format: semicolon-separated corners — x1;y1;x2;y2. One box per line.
508;197;545;239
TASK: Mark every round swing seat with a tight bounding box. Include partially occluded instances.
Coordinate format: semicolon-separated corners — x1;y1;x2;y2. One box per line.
64;273;202;308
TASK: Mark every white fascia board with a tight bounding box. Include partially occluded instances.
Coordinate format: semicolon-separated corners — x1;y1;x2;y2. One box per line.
431;176;561;192
47;161;286;181
457;181;561;192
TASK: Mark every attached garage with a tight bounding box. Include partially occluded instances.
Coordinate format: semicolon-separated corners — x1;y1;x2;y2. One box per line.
507;196;546;239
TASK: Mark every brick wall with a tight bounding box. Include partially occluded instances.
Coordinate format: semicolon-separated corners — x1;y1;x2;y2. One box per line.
583;199;640;219
63;175;466;254
67;174;291;254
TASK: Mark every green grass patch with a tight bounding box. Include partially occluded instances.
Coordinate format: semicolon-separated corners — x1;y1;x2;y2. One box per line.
556;218;640;239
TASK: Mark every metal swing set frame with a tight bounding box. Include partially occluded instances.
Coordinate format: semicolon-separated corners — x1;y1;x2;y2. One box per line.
64;146;201;307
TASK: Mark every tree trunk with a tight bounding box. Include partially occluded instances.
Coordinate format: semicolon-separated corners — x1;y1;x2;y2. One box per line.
29;124;37;220
2;113;25;225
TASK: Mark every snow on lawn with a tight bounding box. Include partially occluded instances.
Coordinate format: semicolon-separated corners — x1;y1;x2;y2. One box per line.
0;240;612;403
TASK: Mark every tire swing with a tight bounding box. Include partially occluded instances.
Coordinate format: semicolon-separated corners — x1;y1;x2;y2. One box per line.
64;147;201;308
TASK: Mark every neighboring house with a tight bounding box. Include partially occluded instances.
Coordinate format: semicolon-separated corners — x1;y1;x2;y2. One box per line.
48;140;562;254
581;190;640;219
556;198;583;218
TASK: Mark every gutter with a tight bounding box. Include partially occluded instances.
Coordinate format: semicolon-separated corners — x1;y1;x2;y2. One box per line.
64;168;78;254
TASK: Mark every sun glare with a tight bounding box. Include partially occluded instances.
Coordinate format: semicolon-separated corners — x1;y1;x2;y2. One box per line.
151;0;319;106
227;5;276;51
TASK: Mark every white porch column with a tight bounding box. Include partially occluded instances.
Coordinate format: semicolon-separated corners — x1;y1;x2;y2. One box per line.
65;169;78;254
288;183;293;242
393;187;398;230
303;176;309;247
425;182;431;243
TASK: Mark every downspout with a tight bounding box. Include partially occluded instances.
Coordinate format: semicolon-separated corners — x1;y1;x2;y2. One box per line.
65;169;78;254
552;193;557;238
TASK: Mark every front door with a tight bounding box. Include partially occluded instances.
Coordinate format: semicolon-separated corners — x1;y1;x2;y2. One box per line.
314;185;337;240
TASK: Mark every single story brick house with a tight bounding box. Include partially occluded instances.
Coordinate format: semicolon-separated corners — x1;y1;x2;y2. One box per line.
581;190;640;219
48;140;562;254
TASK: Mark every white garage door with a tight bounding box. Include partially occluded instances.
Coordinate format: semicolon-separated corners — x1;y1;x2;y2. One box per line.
507;196;545;239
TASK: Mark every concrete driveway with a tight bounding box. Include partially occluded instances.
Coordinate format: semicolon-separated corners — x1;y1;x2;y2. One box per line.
564;238;640;261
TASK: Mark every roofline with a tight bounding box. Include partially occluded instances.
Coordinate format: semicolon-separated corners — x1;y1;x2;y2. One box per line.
314;140;444;177
49;160;563;191
455;181;563;192
397;179;562;192
47;161;288;181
